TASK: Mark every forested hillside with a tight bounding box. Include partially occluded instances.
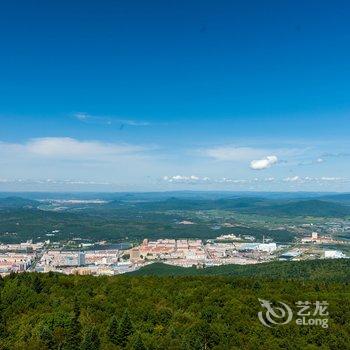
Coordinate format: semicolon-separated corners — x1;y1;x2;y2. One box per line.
0;260;349;349
130;259;350;281
0;207;296;244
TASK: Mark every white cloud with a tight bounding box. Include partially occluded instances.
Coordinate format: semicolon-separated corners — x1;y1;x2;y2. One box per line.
250;155;278;170
320;177;344;181
163;175;254;184
163;175;210;183
162;176;277;185
283;176;300;182
282;176;347;183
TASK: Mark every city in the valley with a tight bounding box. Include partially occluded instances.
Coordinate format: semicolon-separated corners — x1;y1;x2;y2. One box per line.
0;231;348;276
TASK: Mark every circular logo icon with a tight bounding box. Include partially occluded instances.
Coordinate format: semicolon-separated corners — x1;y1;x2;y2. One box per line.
258;298;293;327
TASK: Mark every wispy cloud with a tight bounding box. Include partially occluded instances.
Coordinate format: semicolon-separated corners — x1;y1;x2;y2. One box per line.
25;137;146;159
162;174;349;186
283;176;347;183
74;112;150;127
0;137;159;186
200;146;268;161
0;178;112;186
283;176;300;182
297;157;325;166
297;151;350;166
163;175;210;184
321;152;350;158
162;175;276;185
0;137;152;163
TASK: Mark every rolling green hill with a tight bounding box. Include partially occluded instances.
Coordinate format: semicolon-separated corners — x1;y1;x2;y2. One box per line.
129;259;350;281
318;193;350;203
127;197;350;217
1;195;350;218
244;199;350;217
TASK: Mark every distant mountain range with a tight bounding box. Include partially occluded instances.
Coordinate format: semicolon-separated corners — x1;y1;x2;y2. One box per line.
317;193;350;203
1;193;350;217
241;199;350;217
0;190;348;201
106;197;350;217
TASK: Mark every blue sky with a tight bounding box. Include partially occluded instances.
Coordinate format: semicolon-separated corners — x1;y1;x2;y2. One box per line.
0;0;350;191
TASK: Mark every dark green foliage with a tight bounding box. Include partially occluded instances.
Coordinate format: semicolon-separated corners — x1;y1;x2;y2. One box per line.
131;333;147;350
185;320;220;350
38;312;72;349
64;297;81;350
130;259;350;282
116;310;134;347
0;302;5;338
32;274;43;293
108;315;119;344
81;326;100;350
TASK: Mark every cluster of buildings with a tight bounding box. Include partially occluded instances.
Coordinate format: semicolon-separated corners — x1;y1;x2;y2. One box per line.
298;232;349;260
128;238;278;268
0;231;348;276
130;239;207;267
35;249;138;275
301;232;335;244
279;247;347;261
0;252;34;274
0;240;44;275
0;241;45;252
131;239;204;259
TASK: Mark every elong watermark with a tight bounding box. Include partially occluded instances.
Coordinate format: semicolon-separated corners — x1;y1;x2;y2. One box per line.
258;298;329;328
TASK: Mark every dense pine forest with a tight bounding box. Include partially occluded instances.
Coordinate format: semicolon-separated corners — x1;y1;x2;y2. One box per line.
0;260;349;349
